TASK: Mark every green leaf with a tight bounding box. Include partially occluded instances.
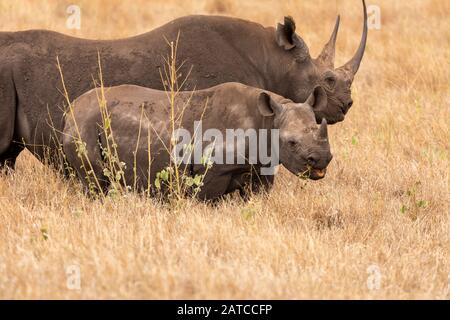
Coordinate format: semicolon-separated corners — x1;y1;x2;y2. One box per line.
184;177;194;187
400;205;408;214
160;170;169;181
416;200;428;208
193;175;203;187
241;208;255;220
103;168;111;177
40;228;49;241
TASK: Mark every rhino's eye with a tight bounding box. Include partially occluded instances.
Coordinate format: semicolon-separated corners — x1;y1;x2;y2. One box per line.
325;76;336;88
288;140;298;148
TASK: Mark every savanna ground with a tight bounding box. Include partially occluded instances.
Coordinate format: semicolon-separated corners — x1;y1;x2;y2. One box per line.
0;0;449;299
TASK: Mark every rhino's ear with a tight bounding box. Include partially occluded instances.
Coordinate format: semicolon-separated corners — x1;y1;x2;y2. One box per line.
306;86;327;111
276;16;297;50
258;92;283;117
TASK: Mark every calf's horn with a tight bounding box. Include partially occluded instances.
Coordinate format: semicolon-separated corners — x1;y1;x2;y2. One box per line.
317;118;328;140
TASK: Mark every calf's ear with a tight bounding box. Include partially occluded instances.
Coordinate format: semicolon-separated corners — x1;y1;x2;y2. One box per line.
258;92;283;117
276;16;297;50
305;86;327;111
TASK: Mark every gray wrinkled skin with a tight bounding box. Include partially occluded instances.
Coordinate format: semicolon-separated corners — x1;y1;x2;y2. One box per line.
0;1;366;170
63;83;332;201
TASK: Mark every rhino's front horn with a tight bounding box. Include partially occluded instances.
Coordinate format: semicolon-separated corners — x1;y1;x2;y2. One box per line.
317;118;328;141
316;15;340;68
339;0;368;77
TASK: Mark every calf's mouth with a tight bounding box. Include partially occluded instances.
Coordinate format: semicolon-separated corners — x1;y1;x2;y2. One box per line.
297;167;327;180
309;168;327;180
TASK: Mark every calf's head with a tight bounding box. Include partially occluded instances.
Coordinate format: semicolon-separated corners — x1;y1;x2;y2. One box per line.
274;0;368;124
258;87;333;180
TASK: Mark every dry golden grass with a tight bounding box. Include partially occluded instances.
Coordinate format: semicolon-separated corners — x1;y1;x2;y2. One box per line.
0;0;449;299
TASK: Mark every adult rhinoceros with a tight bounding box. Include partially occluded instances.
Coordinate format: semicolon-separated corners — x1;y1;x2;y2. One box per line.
0;0;367;170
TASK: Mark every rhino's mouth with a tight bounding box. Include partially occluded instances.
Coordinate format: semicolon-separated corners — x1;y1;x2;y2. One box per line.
297;167;327;180
309;168;327;180
316;107;345;124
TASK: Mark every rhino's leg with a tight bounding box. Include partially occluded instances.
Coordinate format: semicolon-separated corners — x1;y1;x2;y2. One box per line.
0;71;19;172
238;171;275;201
0;144;24;171
251;174;275;194
194;165;232;201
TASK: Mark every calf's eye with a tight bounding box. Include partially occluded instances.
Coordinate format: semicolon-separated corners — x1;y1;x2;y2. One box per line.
288;140;298;148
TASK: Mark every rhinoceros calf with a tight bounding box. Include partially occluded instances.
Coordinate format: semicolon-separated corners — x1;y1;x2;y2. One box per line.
63;83;332;200
0;1;366;171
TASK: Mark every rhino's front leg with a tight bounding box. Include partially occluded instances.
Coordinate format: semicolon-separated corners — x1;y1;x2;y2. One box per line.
0;144;24;172
196;173;232;201
250;174;275;194
193;164;233;201
235;172;275;201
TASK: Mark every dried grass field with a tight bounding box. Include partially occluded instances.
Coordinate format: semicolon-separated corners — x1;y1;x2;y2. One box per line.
0;0;449;299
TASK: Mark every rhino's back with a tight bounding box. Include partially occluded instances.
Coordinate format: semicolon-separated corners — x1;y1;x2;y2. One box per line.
3;14;269;89
5;14;269;117
67;82;255;135
4;15;272;159
68;84;216;132
68;85;166;129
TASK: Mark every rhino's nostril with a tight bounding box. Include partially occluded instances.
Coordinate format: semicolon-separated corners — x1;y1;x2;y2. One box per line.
307;155;319;166
328;154;333;163
347;100;353;108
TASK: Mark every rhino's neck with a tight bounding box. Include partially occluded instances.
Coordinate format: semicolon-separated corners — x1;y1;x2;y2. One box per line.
211;20;290;97
256;29;296;99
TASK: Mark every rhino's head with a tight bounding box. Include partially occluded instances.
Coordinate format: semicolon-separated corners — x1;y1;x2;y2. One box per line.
258;87;332;180
274;0;368;124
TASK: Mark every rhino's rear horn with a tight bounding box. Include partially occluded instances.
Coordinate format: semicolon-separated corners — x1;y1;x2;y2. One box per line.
339;0;368;77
